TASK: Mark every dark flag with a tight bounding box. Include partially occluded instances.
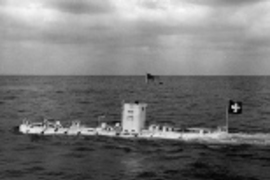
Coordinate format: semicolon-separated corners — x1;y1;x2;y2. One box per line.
145;73;155;83
145;73;163;84
228;100;242;114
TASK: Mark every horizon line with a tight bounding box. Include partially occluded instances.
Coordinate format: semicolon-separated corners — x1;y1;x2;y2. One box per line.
0;74;270;77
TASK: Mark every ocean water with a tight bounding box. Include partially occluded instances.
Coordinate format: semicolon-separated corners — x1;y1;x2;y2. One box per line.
1;76;270;180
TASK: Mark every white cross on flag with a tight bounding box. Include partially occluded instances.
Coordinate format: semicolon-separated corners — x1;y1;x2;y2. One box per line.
228;100;242;114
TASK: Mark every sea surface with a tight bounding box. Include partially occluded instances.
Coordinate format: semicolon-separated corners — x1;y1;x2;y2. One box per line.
1;76;270;180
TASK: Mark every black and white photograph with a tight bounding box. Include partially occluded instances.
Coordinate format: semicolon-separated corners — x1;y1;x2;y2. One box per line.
1;0;270;179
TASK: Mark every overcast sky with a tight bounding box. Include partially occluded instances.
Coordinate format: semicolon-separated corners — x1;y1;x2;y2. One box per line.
0;0;270;75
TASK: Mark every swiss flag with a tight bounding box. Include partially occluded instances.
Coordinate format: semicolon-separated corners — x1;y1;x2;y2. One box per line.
228;100;242;114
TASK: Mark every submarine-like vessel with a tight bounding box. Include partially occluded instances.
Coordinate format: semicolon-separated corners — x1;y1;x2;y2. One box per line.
19;101;228;141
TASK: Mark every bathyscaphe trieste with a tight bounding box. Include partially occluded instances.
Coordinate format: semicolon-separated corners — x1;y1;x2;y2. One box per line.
18;101;270;145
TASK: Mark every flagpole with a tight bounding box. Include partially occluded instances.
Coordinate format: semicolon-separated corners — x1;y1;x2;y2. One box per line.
226;105;229;133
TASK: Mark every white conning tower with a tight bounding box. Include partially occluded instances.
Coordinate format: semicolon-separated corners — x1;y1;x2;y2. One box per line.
121;101;147;134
